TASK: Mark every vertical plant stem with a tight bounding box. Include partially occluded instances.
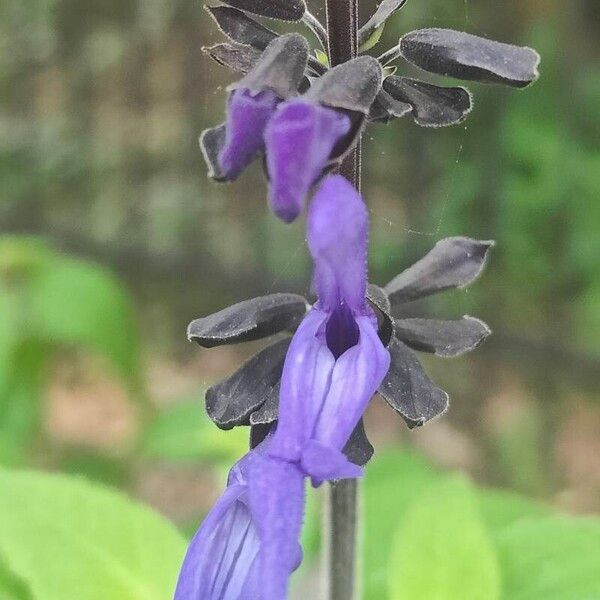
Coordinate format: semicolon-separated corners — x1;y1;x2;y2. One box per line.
326;479;359;600
324;0;360;599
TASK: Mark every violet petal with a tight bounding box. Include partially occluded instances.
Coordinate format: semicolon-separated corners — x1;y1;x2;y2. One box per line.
268;309;334;460
312;315;390;451
247;455;305;600
173;484;258;600
219;88;280;179
307;175;368;312
265;103;350;222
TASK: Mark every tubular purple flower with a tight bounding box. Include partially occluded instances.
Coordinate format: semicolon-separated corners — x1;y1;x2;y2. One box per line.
174;441;305;600
268;175;390;475
264;101;351;222
218;88;280;179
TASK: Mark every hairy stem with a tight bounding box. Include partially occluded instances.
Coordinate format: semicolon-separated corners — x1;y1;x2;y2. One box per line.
324;0;360;598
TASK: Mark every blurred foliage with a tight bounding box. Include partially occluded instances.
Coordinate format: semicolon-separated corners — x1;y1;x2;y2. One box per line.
360;449;600;600
0;467;185;600
142;397;248;465
0;236;139;465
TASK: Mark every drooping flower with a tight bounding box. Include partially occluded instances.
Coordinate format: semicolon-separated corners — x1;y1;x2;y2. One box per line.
201;33;310;182
174;440;305;600
263;101;350;222
261;57;383;221
200;28;383;222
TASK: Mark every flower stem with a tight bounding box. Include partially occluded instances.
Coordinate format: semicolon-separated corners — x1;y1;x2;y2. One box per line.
326;479;359;599
324;0;360;598
326;0;361;190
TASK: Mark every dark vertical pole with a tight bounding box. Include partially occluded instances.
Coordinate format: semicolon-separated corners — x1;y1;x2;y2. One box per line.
325;0;361;191
324;1;360;598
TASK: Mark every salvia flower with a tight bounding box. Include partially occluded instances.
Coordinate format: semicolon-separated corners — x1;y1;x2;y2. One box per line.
174;439;306;600
188;230;493;462
201;27;383;221
267;175;390;472
201;33;310;182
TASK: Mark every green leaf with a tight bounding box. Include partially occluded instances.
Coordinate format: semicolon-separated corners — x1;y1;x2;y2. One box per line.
359;23;385;52
0;468;186;600
142;398;247;464
314;48;329;67
478;488;548;535
0;342;45;465
388;475;501;600
363;449;439;599
495;516;600;600
30;256;139;384
0;559;31;600
382;65;398;78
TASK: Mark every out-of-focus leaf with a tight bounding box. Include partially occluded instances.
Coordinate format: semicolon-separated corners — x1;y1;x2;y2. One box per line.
142;399;247;463
0;468;186;600
29;255;139;384
360;450;558;600
495;517;600;600
478;489;548;534
0;342;45;466
363;450;439;599
0;237;140;463
0;560;31;600
388;476;500;600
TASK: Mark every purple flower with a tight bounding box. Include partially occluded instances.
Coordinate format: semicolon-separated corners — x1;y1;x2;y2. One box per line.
264;101;351;222
218;88;280;179
200;42;383;223
268;175;390;474
174;441;305;600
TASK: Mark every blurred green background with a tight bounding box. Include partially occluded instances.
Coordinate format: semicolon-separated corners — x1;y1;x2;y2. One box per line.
1;0;599;598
